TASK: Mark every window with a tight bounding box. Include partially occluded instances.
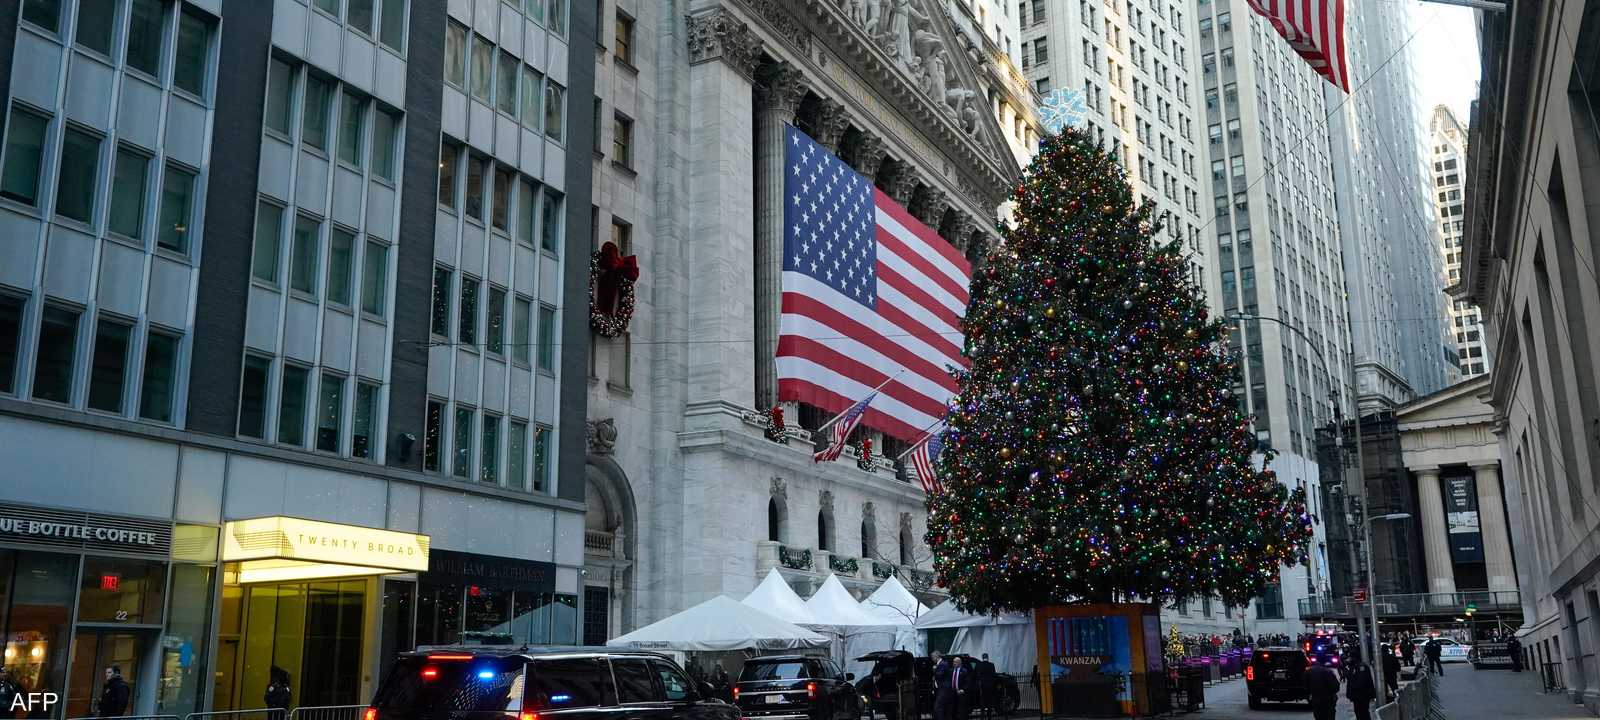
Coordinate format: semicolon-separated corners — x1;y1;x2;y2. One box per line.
424;399;444;471
547;0;566;34
544;82;565;142
314;0;339;15
486;287;507;354
607;333;629;388
533;425;550;491
138;330;179;422
541;189;563;253
361;240;388;316
536;304;556;371
352;380;378;458
75;0;116;54
507;420;528;489
592;99;602;153
512;296;532;364
316;372;344;452
238;354;271;438
338;92;365;167
465;154;486;220
653;661;693;702
278;364;310;446
303;75;333;151
157;164;195;253
291;215;320;294
0;107;48;205
378;0;405;51
480;413;500;483
55;127;100;224
252;201;284;282
348;0;375;34
88;318;133;412
430;266;452;336
492;165;513;231
109;148;150;239
125;0;164;77
372;108;399;181
496;50;518;115
458;276;480;346
521;66;543;127
438;142;459;209
173;10;210;98
453;406;473;478
32;306;79;403
22;0;60;32
471;35;492;103
612;112;633;167
615;11;634;64
0;295;23;394
445;21;468;87
327;227;355;306
517;181;537;246
265;58;295;135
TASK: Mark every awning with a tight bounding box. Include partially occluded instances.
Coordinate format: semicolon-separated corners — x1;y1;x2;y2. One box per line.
223;516;430;584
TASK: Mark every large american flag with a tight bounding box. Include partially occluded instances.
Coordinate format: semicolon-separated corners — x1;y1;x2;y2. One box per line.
777;124;971;442
1245;0;1349;92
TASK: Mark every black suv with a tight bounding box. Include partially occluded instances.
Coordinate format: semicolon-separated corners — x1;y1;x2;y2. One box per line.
733;656;858;720
368;647;736;720
1245;646;1312;709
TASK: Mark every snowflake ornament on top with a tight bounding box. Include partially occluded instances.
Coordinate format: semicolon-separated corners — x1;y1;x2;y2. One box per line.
1038;88;1090;135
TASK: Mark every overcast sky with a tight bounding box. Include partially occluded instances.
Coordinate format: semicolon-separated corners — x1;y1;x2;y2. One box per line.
1409;3;1482;124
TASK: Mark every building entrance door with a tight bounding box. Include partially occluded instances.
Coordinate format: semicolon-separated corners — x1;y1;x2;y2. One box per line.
217;579;370;711
64;629;154;718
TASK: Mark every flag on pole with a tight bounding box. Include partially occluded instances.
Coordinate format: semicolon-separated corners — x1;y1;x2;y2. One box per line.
1245;0;1349;92
909;429;945;495
778;124;971;442
813;392;878;463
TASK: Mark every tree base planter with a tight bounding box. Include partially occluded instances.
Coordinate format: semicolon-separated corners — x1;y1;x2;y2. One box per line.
1033;604;1170;717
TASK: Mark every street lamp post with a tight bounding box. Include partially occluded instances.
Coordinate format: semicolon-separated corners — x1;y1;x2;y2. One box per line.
1363;513;1411;670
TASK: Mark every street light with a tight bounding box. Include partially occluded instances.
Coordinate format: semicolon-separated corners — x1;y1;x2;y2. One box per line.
1363;513;1411;673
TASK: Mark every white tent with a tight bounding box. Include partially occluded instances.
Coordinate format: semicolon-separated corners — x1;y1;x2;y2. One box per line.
805;575;903;677
914;600;1034;677
744;568;818;624
608;595;829;651
806;574;886;626
859;575;931;625
914;599;1030;629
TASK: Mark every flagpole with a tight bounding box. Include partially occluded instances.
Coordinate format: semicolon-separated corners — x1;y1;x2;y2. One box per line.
895;419;947;462
813;371;902;434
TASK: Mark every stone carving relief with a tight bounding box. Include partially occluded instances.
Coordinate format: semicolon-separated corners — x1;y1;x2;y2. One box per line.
688;9;764;80
814;99;853;153
758;63;811;117
771;476;788;500
910;186;949;227
845;132;889;178
885;163;921;206
842;0;978;136
586;418;618;455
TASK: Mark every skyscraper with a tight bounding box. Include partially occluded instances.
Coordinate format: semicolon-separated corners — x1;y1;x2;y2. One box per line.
1429;104;1486;378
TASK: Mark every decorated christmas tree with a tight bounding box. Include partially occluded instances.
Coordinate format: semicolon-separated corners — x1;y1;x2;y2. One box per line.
926;127;1313;613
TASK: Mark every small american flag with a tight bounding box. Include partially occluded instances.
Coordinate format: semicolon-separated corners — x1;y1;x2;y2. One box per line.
814;392;877;463
778;124;970;442
1245;0;1349;92
909;429;944;494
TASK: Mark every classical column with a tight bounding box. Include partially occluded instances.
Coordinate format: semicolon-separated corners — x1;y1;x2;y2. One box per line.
911;186;950;228
1414;466;1459;595
845;131;888;180
754;62;809;411
812;98;852;154
1472;462;1518;593
885;163;920;207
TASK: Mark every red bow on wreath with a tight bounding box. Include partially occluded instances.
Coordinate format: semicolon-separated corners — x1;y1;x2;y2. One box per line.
590;242;640;337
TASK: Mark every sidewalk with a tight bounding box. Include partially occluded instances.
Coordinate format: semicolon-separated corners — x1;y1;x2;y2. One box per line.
1432;665;1592;719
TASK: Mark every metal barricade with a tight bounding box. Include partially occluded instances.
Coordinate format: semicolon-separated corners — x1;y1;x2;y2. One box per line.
68;715;181;720
185;708;288;720
289;705;368;720
1541;661;1566;693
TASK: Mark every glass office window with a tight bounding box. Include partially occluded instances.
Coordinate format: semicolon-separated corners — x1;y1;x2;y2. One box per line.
238;354;272;438
445;21;467;87
512;297;531;364
108;148;149;239
348;0;375;34
302;75;333;151
252;201;284;282
265;58;295;135
543;82;564;142
458;277;479;345
353;381;378;459
22;0;61;32
32;306;79;403
0;108;47;205
173;10;211;97
491;165;513;231
316;372;344;452
378;0;405;52
496;51;518;115
55;127;100;224
486;287;506;354
338;92;365;168
521;66;542;128
361;241;388;316
424;399;443;471
279;364;309;446
480;414;499;484
453;406;473;478
327;227;355;306
536;305;555;370
291;216;320;294
431;266;452;336
437;142;459;209
470;36;492;103
373;109;399;181
507;420;527;489
87;318;132;412
0;295;24;394
139;331;179;422
464;154;485;220
157;164;196;253
75;0;116;54
125;0;164;76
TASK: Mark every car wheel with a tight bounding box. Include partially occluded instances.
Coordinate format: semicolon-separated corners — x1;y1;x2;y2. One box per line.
1247;695;1262;710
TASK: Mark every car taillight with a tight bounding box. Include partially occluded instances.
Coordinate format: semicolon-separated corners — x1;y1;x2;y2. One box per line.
1245;666;1254;681
732;687;741;701
363;708;377;720
519;713;538;720
807;682;817;700
421;666;440;680
428;654;474;661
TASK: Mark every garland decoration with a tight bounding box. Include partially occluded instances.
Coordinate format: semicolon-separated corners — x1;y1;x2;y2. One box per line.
590;241;639;337
765;406;789;444
856;436;874;471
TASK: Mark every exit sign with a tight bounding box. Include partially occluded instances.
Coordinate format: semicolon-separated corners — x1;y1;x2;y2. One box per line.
99;574;121;591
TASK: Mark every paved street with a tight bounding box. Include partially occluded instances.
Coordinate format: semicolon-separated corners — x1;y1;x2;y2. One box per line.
1431;665;1591;719
1202;675;1361;719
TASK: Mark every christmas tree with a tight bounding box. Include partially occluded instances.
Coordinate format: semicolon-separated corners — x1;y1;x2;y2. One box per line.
925;127;1312;613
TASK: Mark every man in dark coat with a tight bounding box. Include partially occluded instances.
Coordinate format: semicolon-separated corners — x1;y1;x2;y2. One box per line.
1345;661;1377;720
974;654;997;720
1305;661;1342;720
1400;637;1416;667
0;667;20;720
946;656;973;720
1508;636;1524;672
1381;646;1401;701
98;666;131;717
1424;638;1444;676
931;653;952;720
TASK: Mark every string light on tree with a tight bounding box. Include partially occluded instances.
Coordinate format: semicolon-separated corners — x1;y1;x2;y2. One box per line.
925;126;1313;614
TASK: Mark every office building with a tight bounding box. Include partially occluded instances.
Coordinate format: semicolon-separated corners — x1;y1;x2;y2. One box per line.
1429;104;1487;378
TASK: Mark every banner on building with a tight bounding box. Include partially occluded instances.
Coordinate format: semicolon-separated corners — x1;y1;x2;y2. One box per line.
1444;475;1484;563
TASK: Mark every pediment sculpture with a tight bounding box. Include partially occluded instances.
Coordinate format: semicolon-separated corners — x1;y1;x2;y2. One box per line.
843;0;978;136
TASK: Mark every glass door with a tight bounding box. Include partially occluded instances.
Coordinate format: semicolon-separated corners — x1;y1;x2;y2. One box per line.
64;630;149;718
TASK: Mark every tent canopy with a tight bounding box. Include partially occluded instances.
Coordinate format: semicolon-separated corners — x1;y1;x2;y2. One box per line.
859;575;929;625
608;595;829;651
914;599;1031;629
805;574;887;626
744;568;818;624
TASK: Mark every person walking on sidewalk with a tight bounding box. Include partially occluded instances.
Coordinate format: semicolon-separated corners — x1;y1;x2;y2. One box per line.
1306;660;1342;720
1424;638;1444;676
1345;660;1377;720
1400;637;1415;667
1381;646;1401;701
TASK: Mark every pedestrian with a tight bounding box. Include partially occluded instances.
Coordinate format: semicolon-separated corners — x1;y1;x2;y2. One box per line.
932;653;952;720
1508;636;1523;672
97;666;131;717
1344;660;1376;720
1400;637;1415;667
947;656;973;720
1382;646;1401;701
974;654;996;720
1424;638;1444;676
0;667;20;720
1305;659;1341;720
711;662;731;702
264;666;293;712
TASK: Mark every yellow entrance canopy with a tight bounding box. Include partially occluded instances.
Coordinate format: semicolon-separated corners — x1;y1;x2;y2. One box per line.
223;516;430;584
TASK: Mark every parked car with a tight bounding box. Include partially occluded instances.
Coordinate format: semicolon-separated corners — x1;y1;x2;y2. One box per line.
368;647;735;720
1245;646;1311;710
1412;636;1472;663
733;655;859;720
853;651;1021;718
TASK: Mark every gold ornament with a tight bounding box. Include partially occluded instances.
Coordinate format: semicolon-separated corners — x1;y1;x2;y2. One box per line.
999;447;1013;460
